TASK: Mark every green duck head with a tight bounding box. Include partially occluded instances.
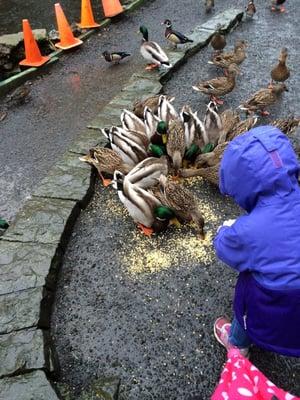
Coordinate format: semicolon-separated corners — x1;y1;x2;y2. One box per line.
0;218;9;230
156;121;168;144
149;143;166;158
201;143;215;154
139;25;149;41
185;143;200;161
152;205;175;233
154;205;175;221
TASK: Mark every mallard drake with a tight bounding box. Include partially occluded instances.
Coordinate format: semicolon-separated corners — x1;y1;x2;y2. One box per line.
204;101;223;146
162;19;193;48
180;105;208;165
157;175;205;238
150;120;168;145
158;95;178;123
245;1;256;18
79;147;132;187
179;142;228;186
193;63;240;105
180;105;208;149
121;109;147;136
208;40;247;71
166;119;186;175
270;47;290;85
218;108;240;143
181;141;228;172
210;24;226;53
226;115;258;141
102;125;148;150
239;83;288;116
205;0;215;13
102;126;148;166
144;107;160;140
271;117;300;135
113;170;174;236
125;156;168;189
148;121;168;157
132;94;175;119
139;25;172;70
271;0;286;12
102;51;131;64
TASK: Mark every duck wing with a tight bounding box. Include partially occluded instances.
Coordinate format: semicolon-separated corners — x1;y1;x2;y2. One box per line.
144;41;170;64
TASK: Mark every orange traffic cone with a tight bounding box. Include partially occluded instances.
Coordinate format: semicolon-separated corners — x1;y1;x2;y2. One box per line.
101;0;124;18
54;3;83;50
19;19;50;67
78;0;100;28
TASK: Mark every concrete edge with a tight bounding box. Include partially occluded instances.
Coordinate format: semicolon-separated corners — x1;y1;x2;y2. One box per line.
0;9;244;400
0;0;147;99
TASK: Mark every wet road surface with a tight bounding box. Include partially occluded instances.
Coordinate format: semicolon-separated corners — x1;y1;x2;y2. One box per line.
0;0;104;35
52;1;300;399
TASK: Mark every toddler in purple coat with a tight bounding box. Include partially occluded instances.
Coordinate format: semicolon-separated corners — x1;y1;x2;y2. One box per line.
213;125;300;357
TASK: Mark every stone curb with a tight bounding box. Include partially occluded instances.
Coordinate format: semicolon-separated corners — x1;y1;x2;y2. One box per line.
0;0;147;98
0;370;59;400
0;9;243;399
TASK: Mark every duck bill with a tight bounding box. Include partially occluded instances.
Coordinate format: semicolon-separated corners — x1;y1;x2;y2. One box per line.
162;134;168;144
169;217;181;228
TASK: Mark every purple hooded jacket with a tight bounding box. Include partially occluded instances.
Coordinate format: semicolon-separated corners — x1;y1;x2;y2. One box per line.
214;125;300;357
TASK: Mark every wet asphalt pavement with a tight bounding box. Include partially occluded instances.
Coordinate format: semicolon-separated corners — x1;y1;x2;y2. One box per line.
52;1;300;399
2;0;225;222
0;0;104;36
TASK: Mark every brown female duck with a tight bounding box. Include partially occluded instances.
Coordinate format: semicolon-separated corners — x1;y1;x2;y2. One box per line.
239;83;288;116
166;119;186;175
226;115;258;141
270;47;290;85
218;108;241;143
271;117;300;135
209;40;247;71
205;0;215;13
132;94;175;119
192;63;240;105
156;175;205;239
210;24;226;54
80;147;132;187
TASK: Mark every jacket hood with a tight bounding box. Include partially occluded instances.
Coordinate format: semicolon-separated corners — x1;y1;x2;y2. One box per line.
219;125;300;211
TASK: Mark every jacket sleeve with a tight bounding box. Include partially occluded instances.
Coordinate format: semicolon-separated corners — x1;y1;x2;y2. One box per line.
214;224;251;272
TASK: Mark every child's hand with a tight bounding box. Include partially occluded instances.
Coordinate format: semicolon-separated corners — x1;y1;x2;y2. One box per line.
217;219;236;233
222;219;236;227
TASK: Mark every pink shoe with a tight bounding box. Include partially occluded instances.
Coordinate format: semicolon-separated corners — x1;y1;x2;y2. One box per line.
214;316;249;357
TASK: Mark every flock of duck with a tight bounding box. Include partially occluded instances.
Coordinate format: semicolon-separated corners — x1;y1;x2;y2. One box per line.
82;0;299;239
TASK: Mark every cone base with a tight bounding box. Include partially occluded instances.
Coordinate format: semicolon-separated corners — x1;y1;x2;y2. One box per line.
55;38;83;50
19;55;50;68
77;22;100;28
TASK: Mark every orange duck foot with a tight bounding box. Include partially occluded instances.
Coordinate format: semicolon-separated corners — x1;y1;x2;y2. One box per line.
260;110;270;117
137;223;154;237
211;96;224;105
145;63;159;71
171;174;181;182
99;173;112;187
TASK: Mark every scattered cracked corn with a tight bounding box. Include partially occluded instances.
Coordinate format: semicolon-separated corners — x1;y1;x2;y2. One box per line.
122;240;172;275
102;191;127;218
122;229;214;276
